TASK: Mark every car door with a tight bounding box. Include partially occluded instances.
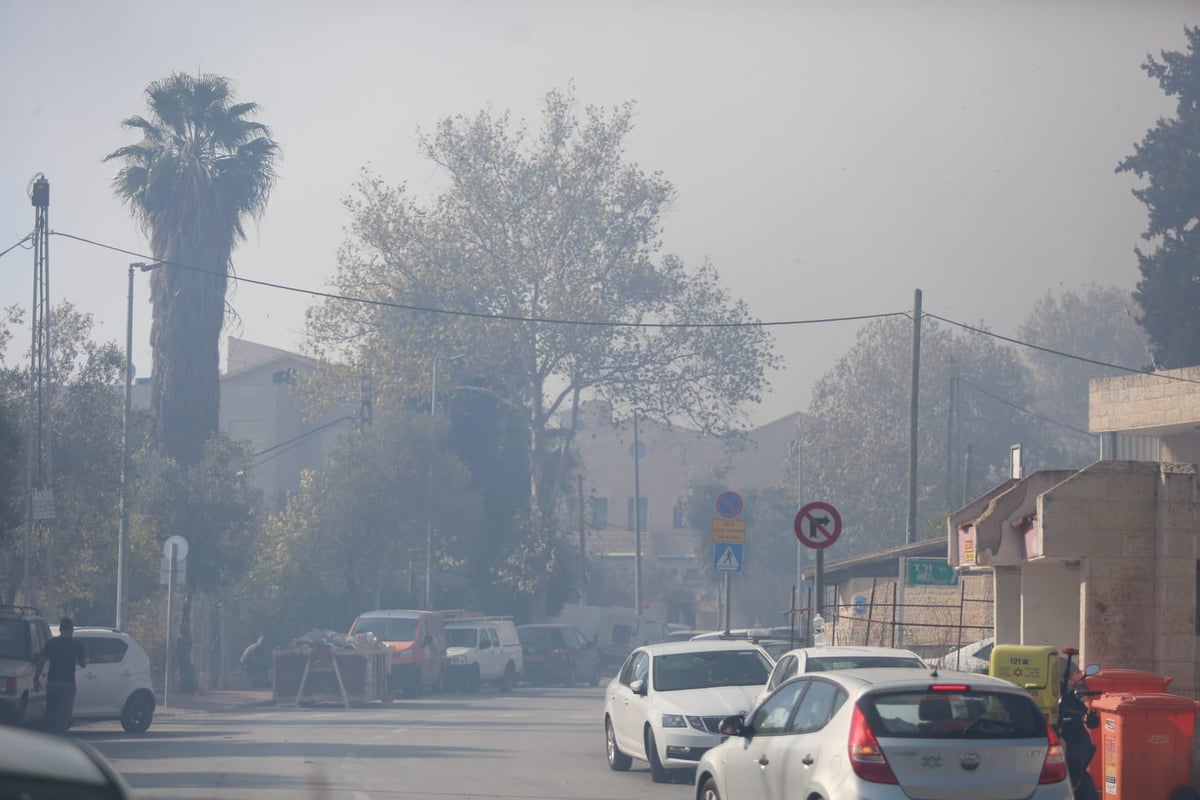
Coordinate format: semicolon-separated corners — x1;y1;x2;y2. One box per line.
76;636;129;717
760;679;847;800
611;650;650;757
481;628;499;681
724;678;811;800
758;654;797;705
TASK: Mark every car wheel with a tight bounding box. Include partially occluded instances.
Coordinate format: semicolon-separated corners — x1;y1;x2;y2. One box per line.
605;718;631;771
700;776;721;800
499;662;516;693
120;690;154;733
645;728;670;783
464;665;482;694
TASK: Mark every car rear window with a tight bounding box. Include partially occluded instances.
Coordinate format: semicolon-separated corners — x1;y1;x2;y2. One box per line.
351;617;417;642
806;656;924;671
861;689;1045;739
518;626;563;646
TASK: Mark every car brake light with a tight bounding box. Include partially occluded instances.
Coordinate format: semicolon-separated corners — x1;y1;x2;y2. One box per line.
1039;723;1068;784
929;684;970;692
848;705;898;784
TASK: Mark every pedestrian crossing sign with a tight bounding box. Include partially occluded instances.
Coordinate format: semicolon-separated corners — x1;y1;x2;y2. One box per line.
713;542;744;573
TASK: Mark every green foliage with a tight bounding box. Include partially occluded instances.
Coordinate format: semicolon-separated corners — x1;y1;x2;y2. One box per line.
1117;27;1200;368
105;72;279;467
799;317;1033;557
306;87;777;610
251;407;482;636
136;437;259;595
1016;284;1148;465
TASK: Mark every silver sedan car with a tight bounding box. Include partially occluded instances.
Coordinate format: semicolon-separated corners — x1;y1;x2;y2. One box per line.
695;667;1071;800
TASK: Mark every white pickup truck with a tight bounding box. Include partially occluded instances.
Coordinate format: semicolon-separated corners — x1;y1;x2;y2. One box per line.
443;617;523;693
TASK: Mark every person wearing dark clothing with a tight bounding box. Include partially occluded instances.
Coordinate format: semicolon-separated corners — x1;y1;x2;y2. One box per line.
34;617;87;733
240;634;270;688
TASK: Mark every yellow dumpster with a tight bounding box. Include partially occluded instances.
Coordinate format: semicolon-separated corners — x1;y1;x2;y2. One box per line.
990;644;1061;724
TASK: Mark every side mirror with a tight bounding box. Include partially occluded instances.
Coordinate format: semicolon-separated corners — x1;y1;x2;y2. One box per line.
630;679;648;696
719;714;748;738
1084;663;1101;677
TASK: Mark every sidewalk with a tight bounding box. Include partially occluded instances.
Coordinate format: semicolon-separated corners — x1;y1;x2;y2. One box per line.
156;688;275;715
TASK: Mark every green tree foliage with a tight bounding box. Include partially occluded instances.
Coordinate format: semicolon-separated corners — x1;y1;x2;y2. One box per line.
254;407;480;635
1016;284;1149;465
306;87;777;612
798;317;1032;557
105;73;279;467
1117;27;1200;368
137;436;260;691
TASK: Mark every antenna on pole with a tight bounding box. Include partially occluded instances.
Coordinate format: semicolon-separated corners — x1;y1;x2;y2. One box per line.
26;174;55;612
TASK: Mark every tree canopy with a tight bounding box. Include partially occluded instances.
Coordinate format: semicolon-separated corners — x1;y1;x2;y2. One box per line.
1117;26;1200;368
307;87;778;613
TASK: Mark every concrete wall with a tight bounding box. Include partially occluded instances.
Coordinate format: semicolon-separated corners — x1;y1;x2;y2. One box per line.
1090;365;1200;435
1019;560;1080;651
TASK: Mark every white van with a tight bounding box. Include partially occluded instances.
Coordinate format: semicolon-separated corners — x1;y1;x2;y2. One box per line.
443;617;522;693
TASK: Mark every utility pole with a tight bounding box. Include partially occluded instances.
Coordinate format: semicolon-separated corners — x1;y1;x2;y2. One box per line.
26;175;54;612
632;411;642;617
944;360;958;512
906;289;922;545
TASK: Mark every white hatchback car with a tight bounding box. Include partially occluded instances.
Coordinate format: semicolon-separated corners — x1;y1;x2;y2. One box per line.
604;639;773;783
756;645;927;706
695;667;1072;800
55;627;156;733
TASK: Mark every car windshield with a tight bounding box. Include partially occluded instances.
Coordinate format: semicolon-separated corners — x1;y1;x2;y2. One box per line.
445;628;478;648
807;655;925;671
653;649;771;691
862;689;1045;739
351;618;417;642
0;619;30;661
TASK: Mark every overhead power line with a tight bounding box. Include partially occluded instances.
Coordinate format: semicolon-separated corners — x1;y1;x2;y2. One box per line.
956;377;1095;438
50;230;905;330
0;233;33;260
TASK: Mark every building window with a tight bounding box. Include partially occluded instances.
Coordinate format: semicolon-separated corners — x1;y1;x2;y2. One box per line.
672;500;686;528
592;497;608;528
627;496;647;530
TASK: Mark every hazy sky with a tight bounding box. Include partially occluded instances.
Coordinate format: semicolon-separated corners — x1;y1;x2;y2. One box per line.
0;1;1194;426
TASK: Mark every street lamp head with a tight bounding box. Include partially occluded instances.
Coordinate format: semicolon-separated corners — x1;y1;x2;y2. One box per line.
130;260;166;272
439;352;466;363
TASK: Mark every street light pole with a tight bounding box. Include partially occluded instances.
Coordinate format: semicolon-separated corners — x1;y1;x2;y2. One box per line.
425;352;464;609
117;261;162;630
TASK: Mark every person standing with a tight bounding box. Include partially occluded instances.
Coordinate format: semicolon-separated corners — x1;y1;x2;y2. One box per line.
34;617;87;733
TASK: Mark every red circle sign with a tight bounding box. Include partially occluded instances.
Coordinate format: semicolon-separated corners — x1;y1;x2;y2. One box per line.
794;501;842;550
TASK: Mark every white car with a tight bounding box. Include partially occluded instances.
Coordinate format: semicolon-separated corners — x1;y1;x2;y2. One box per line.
55;627;156;732
443;617;522;693
756;645;927;705
604;639;773;783
696;667;1072;800
931;637;994;674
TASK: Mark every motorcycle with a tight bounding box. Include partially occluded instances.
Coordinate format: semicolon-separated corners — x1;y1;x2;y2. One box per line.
1057;647;1101;800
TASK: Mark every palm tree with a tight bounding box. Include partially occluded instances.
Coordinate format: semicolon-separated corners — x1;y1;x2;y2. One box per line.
106;73;278;693
105;72;279;468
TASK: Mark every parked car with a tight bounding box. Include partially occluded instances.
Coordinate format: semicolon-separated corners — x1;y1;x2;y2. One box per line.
690;629;794;664
0;605;50;725
59;627;156;733
604;639;773;783
696;667;1072;800
931;637;995;674
0;722;133;798
443;617;522;693
348;609;448;696
757;645;927;705
516;624;601;686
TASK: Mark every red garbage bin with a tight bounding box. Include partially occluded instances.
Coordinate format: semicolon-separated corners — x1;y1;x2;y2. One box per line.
1083;669;1175;790
1090;692;1200;800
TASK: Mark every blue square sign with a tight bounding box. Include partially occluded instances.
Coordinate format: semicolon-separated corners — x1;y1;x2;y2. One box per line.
713;542;744;573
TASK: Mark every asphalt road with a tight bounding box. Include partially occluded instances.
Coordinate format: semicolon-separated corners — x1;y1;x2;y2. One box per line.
76;684;696;800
